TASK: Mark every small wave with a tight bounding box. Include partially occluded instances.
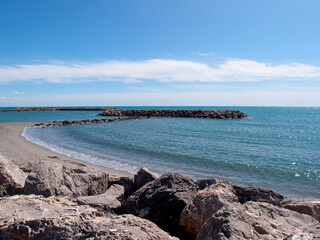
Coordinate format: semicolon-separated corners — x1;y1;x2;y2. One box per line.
22;127;139;174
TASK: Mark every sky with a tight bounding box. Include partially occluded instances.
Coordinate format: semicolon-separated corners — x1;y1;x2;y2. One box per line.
0;0;320;107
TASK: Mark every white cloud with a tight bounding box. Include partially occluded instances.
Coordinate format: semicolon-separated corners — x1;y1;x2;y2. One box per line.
13;91;24;95
0;58;320;84
192;51;216;56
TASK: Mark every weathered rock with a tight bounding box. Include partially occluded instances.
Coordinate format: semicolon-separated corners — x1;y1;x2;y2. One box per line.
0;154;28;196
134;167;161;189
281;198;320;222
76;192;122;213
0;195;177;240
98;108;248;119
23;161;108;197
196;201;320;240
231;183;284;206
109;176;135;197
0;194;92;227
125;173;198;236
196;178;229;190
105;184;125;200
180;183;239;238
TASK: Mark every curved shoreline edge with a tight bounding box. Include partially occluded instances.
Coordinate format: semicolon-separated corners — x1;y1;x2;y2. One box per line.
0;122;132;178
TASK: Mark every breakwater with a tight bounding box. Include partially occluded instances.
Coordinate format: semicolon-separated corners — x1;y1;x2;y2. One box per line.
33;116;148;127
98;108;247;119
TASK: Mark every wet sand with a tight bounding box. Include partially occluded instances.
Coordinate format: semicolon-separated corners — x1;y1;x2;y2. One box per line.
0;122;133;178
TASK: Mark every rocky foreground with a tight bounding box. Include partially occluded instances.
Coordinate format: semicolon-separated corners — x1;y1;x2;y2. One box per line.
98;108;247;119
1;154;320;240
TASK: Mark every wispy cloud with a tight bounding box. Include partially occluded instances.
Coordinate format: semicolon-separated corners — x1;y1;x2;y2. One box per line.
13;91;24;95
0;58;320;84
192;51;216;57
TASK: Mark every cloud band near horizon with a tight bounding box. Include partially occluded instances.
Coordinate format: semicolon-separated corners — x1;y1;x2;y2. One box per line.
1;58;320;84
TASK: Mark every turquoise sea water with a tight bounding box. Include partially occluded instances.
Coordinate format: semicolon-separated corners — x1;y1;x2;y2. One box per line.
1;106;319;198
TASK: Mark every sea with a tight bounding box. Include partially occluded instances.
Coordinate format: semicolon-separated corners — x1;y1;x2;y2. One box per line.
0;106;319;199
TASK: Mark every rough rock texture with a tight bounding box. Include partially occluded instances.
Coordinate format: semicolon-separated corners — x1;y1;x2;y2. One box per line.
34;116;147;128
0;154;27;196
180;183;239;238
196;178;229;190
0;195;177;240
105;184;125;200
98;108;248;119
281;198;320;222
125;173;198;236
134;167;161;189
231;183;285;206
108;176;135;198
196;201;320;240
23;161;108;197
76;192;122;213
0;194;90;227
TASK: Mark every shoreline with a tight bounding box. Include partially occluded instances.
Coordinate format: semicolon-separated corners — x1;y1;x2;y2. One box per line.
0;122;133;178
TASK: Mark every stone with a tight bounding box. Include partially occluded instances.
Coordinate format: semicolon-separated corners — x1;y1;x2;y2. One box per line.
196;178;229;190
134;167;161;189
281;198;320;222
231;183;284;205
108;176;135;198
23;161;108;197
0;195;177;240
76;192;122;213
196;201;320;240
0;154;27;196
125;172;198;236
106;184;125;200
180;183;239;238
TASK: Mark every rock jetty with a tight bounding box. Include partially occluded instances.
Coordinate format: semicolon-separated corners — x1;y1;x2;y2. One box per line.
1;154;319;239
98;108;247;119
33;116;148;127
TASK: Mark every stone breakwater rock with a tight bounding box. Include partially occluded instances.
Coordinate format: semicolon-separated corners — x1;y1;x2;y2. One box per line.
0;154;27;196
194;178;284;206
0;195;178;240
98;108;248;119
231;183;284;206
281;198;320;222
196;201;320;240
33;116;148;128
109;176;136;198
125;173;198;236
24;161;108;197
179;183;239;238
76;192;122;213
134;167;162;189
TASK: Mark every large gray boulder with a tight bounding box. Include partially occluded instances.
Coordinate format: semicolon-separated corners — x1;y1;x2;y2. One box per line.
0;195;178;240
180;183;239;238
23;161;108;197
195;178;284;206
231;183;284;206
134;167;161;189
125;173;199;235
76;192;122;213
109;176;135;197
196;201;320;240
0;154;27;196
281;198;320;222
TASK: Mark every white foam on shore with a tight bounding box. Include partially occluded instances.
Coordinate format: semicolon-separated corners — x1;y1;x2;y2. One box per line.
22;127;139;174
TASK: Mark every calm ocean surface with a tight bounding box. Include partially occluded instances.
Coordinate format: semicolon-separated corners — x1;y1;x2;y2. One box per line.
1;106;319;198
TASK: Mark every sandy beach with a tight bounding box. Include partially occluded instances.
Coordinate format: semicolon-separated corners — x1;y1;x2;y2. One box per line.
0;122;133;178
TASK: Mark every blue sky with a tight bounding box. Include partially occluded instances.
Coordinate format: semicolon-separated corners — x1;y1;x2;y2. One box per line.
0;0;320;106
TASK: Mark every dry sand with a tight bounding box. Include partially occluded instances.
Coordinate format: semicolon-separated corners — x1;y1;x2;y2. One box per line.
0;122;133;178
